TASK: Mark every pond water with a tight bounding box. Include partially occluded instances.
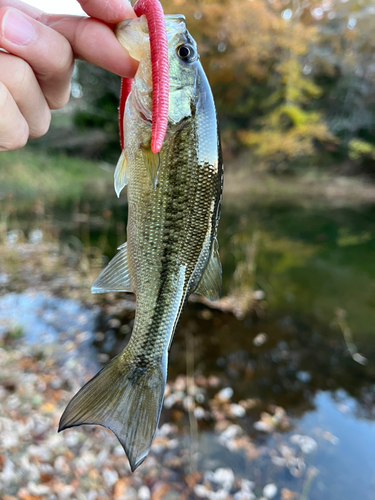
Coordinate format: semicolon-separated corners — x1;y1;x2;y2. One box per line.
5;194;375;499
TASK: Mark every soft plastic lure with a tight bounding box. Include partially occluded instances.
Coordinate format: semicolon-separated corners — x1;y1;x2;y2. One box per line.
118;0;169;153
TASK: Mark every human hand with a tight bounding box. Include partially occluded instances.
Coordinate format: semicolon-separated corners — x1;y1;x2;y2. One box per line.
0;0;137;151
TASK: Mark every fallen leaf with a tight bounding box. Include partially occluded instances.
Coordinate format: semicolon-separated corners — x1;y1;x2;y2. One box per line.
17;489;42;500
114;478;131;498
89;469;100;480
185;471;203;489
52;390;62;401
281;488;298;500
152;482;170;500
63;450;74;460
40;402;55;413
171;410;184;421
40;472;53;483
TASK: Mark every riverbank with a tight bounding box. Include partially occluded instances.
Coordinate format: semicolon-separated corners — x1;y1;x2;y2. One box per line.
2;149;375;209
0;150;112;207
223;155;375;208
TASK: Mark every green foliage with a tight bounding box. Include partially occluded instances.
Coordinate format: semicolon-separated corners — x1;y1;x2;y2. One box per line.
0;149;113;203
240;105;333;165
348;139;375;161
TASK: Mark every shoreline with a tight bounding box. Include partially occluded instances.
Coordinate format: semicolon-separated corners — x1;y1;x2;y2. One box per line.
2;149;375;209
223;166;375;208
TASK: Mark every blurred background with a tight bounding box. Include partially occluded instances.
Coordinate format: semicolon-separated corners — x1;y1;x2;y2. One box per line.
1;0;375;499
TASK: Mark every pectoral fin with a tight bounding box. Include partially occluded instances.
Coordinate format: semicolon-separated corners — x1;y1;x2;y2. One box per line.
194;238;222;302
91;243;133;294
114;149;129;197
142;147;160;190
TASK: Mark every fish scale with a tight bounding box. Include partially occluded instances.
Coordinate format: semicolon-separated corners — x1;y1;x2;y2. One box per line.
128;127;217;347
59;14;223;472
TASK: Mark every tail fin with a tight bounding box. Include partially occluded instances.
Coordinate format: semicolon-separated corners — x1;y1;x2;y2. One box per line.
59;353;166;471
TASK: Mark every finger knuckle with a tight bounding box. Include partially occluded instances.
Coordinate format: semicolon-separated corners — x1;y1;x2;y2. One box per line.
39;110;51;136
48;84;71;110
12;128;29;149
0;81;8;108
1;125;28;151
9;119;29;149
50;44;74;80
11;58;34;92
30;109;51;139
0;83;29;151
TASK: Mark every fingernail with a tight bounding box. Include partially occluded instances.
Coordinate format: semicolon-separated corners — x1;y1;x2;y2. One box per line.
2;10;36;45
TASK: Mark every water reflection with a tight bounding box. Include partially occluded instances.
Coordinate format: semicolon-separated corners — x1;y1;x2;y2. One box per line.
219;203;375;337
298;392;375;500
93;299;375;421
3;197;375;498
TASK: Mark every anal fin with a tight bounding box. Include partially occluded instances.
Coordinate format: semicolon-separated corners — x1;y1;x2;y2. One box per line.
91;242;133;294
194;238;222;302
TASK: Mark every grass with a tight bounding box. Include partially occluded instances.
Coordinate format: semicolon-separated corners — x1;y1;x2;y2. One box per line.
0;148;113;205
223;153;375;208
2;148;375;210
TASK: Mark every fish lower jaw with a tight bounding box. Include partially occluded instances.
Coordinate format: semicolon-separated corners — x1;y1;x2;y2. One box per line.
139;111;152;125
132;87;153;124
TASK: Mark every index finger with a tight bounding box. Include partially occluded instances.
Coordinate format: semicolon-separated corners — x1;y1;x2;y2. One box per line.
46;0;137;78
77;0;135;24
4;0;135;25
0;0;138;78
47;15;138;78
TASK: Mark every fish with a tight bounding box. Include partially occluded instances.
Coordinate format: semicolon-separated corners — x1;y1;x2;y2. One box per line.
59;14;223;472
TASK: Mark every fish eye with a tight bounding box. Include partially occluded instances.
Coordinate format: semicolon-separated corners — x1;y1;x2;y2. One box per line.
176;44;196;62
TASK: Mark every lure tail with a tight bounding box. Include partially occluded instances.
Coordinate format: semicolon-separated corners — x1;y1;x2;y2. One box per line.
59;351;167;471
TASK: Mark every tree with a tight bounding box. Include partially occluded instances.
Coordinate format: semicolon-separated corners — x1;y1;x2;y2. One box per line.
69;0;375;173
164;0;333;168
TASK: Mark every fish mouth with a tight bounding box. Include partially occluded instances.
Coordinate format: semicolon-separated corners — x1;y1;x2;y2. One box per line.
139;111;152;125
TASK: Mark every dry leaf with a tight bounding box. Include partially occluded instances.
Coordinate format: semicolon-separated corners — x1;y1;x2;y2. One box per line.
152;482;171;500
185;471;203;489
114;478;131;498
40;472;53;483
17;489;42;500
281;488;298;500
40;402;55;413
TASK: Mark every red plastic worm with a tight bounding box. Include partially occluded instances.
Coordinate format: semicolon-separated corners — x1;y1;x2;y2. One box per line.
118;0;169;154
119;78;133;150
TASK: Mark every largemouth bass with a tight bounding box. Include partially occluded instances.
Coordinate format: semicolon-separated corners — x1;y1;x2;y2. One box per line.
59;14;223;471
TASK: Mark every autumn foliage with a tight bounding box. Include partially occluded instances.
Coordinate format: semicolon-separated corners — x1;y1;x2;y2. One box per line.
73;0;375;172
161;0;375;170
